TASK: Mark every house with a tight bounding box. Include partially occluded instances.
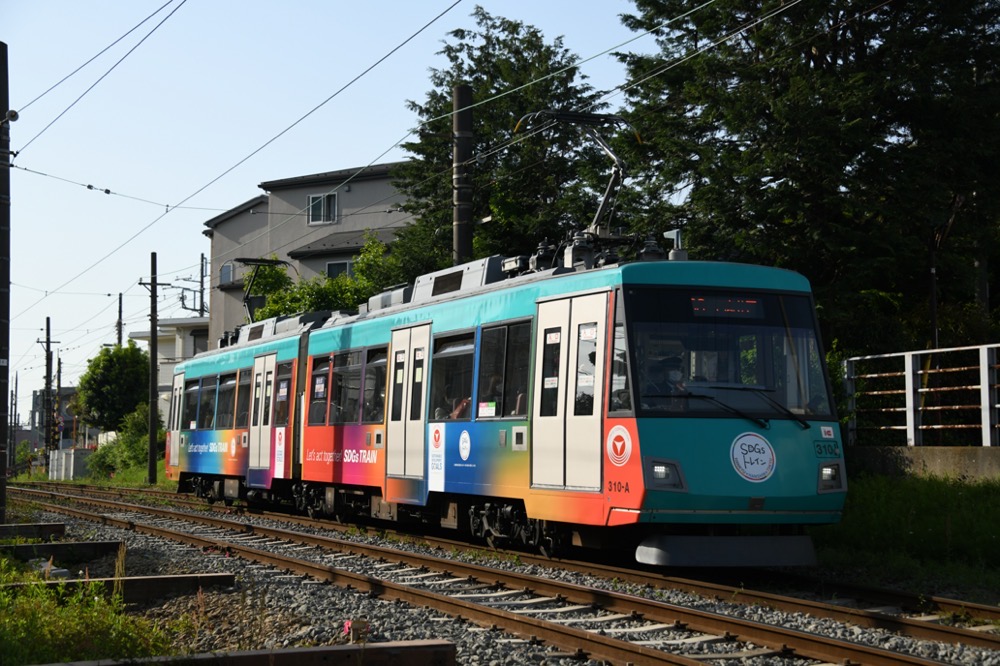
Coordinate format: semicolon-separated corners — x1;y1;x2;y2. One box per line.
129;316;210;420
203;161;408;348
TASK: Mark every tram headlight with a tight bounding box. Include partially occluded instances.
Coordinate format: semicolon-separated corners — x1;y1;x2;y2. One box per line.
818;463;842;492
646;459;685;490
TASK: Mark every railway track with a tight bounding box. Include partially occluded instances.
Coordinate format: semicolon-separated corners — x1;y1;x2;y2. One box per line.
18;482;1000;633
9;485;999;665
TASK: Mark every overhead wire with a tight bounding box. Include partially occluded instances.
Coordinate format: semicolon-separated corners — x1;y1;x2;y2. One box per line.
11;0;464;323
16;0;189;156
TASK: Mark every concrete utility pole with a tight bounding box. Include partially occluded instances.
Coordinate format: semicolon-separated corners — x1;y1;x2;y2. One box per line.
148;253;157;484
43;317;53;451
116;292;123;346
1;40;10;521
452;84;473;266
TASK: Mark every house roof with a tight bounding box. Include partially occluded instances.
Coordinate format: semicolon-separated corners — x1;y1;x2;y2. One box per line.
203;195;268;232
288;227;401;259
259;161;406;191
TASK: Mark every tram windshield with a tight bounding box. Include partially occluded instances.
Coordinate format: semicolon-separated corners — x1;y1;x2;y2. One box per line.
624;287;834;421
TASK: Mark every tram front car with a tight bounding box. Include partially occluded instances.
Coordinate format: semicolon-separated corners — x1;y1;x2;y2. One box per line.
616;262;846;567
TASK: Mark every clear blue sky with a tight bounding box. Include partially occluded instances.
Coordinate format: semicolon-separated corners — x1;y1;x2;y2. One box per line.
1;0;652;422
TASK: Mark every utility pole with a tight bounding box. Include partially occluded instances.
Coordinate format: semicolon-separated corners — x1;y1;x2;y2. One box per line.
147;253;158;484
200;253;206;316
1;40;12;520
452;84;473;266
56;355;62;447
44;317;53;452
116;292;123;346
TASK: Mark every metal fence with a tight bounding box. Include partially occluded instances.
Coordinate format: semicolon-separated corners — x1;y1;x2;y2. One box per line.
844;344;999;447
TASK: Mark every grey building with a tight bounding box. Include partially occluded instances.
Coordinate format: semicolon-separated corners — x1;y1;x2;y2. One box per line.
203;161;407;348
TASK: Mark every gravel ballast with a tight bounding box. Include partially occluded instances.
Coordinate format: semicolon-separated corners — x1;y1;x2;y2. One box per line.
15;507;1000;666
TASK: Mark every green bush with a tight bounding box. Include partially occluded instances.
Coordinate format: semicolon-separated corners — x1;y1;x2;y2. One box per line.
0;559;171;665
86;403;165;480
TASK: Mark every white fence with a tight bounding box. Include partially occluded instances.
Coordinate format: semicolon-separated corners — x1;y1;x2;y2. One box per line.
844;344;999;447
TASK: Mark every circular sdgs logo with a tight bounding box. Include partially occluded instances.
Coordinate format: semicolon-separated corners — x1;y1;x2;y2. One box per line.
459;430;471;461
432;427;442;449
606;425;632;467
730;432;776;482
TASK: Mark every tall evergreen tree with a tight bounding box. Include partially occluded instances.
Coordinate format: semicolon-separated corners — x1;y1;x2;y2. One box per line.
617;0;1000;353
391;6;613;278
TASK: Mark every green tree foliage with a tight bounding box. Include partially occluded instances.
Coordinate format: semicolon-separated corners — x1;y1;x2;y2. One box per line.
73;341;150;432
252;235;404;319
391;6;612;279
87;403;164;478
617;0;1000;354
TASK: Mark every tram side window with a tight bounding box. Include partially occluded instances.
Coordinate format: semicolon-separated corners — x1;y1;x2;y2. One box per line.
331;351;363;424
361;348;388;423
182;379;199;430
167;385;178;431
609;322;632;413
273;362;293;427
476;321;531;418
574;323;598;416
261;371;274;426
430;334;474;421
409;347;425;421
308;358;331;425
197;377;218;430
235;369;252;428
390;350;405;422
216;374;237;429
540;327;562;417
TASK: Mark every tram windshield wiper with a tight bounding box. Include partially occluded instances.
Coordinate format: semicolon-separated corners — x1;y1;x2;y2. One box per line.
702;384;811;430
679;391;770;429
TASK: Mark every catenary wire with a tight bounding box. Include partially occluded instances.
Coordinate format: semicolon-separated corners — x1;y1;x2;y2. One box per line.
16;0;189;156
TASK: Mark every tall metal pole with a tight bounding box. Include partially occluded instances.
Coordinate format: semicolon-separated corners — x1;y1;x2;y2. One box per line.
452;84;473;266
0;41;11;520
148;252;158;484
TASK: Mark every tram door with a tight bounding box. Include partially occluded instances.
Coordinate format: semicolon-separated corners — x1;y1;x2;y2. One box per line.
532;292;607;490
166;374;184;469
386;324;431;478
248;353;277;472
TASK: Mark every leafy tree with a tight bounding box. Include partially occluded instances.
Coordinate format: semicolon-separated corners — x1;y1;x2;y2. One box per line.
616;0;1000;354
87;403;163;478
391;6;613;279
253;234;404;319
73;341;149;432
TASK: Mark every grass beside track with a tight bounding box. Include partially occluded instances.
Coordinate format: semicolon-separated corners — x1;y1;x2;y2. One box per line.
810;472;1000;604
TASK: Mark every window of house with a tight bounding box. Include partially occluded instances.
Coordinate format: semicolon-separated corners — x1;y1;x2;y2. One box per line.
219;261;234;286
326;261;353;279
308;193;338;225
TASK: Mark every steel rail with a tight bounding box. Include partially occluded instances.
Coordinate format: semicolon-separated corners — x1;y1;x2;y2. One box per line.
11;488;966;665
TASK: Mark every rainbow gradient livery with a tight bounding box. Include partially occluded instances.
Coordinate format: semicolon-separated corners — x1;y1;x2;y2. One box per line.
167;250;846;566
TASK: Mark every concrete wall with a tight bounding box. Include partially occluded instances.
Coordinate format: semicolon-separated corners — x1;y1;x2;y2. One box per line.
846;446;1000;479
